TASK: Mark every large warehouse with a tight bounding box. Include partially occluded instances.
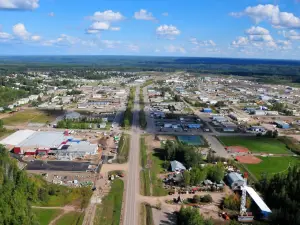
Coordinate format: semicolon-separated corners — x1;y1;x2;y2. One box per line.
0;130;98;160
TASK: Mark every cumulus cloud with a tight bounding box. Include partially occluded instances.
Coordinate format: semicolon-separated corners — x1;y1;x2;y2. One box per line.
0;31;13;41
88;10;125;22
87;21;110;33
231;36;249;47
282;30;300;40
245;26;269;35
43;34;81;46
156;25;180;39
165;44;186;53
134;9;156;21
230;4;300;29
0;0;39;10
13;23;30;39
31;35;41;41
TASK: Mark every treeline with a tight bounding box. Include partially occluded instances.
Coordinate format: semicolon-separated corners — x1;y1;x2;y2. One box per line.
139;87;147;129
123;87;135;128
182;164;225;187
0;146;92;225
177;206;213;225
163;140;203;168
0;86;29;107
257;165;300;225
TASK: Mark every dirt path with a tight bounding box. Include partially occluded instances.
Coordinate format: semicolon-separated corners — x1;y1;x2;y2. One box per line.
32;205;80;225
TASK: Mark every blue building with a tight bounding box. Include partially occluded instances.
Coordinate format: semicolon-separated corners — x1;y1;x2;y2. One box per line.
187;124;201;129
203;108;212;113
274;120;290;129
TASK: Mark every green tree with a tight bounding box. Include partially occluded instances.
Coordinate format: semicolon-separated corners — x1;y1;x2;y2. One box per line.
183;171;191;187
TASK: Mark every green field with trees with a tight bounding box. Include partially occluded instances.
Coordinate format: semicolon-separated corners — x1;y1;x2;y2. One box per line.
257;165;300;224
177;206;213;225
0;146;92;225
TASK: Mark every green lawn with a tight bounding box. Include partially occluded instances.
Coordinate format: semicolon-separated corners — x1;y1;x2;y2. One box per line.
245;156;300;179
32;208;62;225
55;211;84;225
219;136;289;154
3;109;58;125
94;179;124;225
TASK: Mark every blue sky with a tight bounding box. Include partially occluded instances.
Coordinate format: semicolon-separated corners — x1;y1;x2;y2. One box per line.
1;0;300;59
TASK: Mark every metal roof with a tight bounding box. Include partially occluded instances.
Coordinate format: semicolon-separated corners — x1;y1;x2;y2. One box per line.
0;130;36;146
170;160;186;171
244;186;272;213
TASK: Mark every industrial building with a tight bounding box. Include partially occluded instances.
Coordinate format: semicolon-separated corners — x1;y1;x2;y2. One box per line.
227;172;245;190
274;120;290;129
0;130;98;160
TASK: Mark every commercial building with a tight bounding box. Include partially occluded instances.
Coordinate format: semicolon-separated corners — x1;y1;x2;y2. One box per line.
0;130;98;160
203;108;213;113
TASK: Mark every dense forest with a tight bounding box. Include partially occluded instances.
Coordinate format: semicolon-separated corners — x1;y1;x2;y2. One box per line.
0;146;92;225
257;165;300;225
1;56;300;77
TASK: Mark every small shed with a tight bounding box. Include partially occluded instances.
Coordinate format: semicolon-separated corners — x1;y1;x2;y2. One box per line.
227;172;245;190
170;160;186;172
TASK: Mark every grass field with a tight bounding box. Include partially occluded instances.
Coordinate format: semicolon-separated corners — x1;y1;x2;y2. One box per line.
140;137;167;196
32;208;62;225
3;109;59;125
0;129;14;139
219;136;289;154
55;211;84;225
94;179;124;225
245;156;300;179
116;133;130;163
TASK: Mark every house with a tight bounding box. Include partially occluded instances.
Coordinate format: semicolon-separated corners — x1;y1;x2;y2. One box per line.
274;120;290;129
170;160;186;172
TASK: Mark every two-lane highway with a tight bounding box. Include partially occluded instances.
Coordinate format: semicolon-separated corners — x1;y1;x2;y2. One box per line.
123;87;141;225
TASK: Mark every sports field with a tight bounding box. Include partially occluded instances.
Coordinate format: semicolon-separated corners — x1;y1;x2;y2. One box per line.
245;156;300;179
219;136;289;154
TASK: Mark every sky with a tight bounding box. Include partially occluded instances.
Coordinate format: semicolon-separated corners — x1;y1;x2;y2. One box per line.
1;0;300;59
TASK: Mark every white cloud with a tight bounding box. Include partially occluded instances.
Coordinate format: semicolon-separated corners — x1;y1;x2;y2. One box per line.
13;23;30;39
134;9;156;21
245;26;269;35
156;25;180;39
48;12;55;17
101;40;121;49
89;10;125;22
162;12;168;17
155;48;161;52
231;36;249;47
231;4;300;29
165;44;186;53
43;34;80;46
0;31;13;41
282;30;300;40
0;0;39;10
127;44;139;52
31;35;41;41
110;27;120;31
190;38;216;47
88;21;110;33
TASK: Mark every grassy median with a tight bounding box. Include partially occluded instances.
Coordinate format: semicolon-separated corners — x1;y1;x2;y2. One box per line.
116;133;130;163
94;179;124;225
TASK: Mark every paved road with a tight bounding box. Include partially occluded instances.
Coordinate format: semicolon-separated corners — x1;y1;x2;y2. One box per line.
123;87;141;225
